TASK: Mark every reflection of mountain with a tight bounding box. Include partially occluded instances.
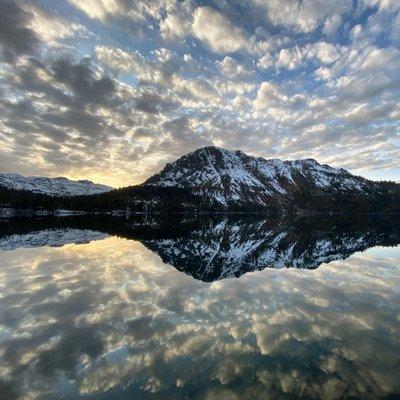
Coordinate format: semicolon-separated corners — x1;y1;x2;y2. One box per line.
2;225;400;400
0;229;108;251
142;217;400;281
1;215;399;280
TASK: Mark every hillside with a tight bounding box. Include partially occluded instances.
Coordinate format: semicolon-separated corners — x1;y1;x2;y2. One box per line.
145;146;400;213
0;173;113;196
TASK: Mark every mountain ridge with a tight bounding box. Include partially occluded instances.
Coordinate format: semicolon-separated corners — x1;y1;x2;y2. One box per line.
0;173;113;197
0;146;399;213
144;146;393;211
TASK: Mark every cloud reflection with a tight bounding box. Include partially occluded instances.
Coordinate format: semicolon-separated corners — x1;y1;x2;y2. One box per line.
0;236;399;399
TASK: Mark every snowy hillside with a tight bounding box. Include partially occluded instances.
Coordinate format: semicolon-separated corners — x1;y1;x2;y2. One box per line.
0;173;113;197
2;147;397;213
145;146;379;209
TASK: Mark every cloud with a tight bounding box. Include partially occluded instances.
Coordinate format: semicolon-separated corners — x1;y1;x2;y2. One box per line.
0;1;399;184
323;14;342;35
68;0;120;21
277;46;304;70
95;45;148;75
333;46;400;101
192;7;254;54
254;82;288;110
22;2;90;44
253;0;352;34
159;3;193;41
1;234;400;398
257;53;274;69
0;0;40;60
277;42;343;70
134;90;179;114
218;56;250;79
51;58;116;105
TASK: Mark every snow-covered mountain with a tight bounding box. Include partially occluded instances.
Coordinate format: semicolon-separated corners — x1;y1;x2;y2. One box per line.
0;173;113;197
1;147;398;213
145;146;383;210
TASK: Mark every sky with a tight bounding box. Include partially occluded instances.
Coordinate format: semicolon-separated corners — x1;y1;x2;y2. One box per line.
0;0;399;187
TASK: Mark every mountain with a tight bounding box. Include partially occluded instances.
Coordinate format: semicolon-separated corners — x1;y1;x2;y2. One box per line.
144;146;399;212
1;214;398;281
0;173;113;197
1;147;399;213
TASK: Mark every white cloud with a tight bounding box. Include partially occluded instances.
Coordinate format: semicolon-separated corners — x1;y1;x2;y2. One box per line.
253;0;351;34
218;56;250;79
323;14;342;35
23;3;90;43
68;0;119;21
254;82;288;110
314;67;333;81
232;94;251;109
192;7;254;54
160;12;190;40
257;53;274;69
277;42;343;70
160;3;193;41
312;42;342;64
95;45;149;77
277;46;304;70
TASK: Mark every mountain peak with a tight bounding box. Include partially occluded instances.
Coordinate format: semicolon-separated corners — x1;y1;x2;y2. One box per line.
144;147;375;209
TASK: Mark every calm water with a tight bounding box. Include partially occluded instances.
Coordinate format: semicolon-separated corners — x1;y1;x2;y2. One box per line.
0;215;400;399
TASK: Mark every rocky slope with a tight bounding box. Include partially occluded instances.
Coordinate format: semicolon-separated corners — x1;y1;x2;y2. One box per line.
0;173;113;197
145;146;394;211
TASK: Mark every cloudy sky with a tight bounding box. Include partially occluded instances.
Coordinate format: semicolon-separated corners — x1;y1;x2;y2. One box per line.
0;0;399;187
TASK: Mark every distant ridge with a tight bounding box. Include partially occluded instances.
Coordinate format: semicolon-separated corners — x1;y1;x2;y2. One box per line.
0;173;113;197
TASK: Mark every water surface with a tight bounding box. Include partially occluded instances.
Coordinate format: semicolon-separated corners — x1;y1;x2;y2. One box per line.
0;215;399;399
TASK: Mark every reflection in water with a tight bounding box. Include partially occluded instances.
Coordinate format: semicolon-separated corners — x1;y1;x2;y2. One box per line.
1;215;399;280
0;216;399;399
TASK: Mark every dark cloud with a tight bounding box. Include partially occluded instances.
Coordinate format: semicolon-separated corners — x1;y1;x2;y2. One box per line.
1;99;36;116
14;59;75;107
42;109;105;137
52;58;116;105
0;56;128;178
34;122;70;142
135;90;180;114
0;0;39;61
162;116;190;132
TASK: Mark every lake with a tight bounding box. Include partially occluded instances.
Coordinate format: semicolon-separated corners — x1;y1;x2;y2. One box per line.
0;215;399;399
